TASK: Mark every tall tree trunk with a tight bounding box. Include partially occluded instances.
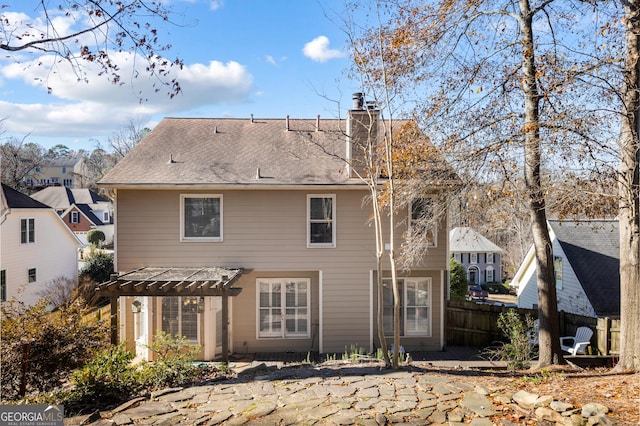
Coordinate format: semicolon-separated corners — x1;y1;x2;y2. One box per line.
616;0;640;371
519;0;564;367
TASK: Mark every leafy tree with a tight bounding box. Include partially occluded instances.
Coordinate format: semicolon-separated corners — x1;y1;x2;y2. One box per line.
87;229;106;247
0;1;183;98
449;258;468;301
80;251;114;284
46;144;72;159
0;297;108;400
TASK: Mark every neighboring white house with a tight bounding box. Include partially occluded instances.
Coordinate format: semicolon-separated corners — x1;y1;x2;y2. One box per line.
513;220;619;318
449;227;503;284
30;187;114;246
1;183;82;306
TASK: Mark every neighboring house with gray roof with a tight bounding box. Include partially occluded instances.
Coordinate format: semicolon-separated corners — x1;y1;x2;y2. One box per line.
0;184;81;306
96;98;455;361
31;187;114;246
513;220;619;318
449;227;503;284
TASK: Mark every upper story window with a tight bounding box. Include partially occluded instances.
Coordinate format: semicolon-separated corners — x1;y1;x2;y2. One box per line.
20;218;35;244
62;167;67;174
409;198;436;246
487;253;494;264
103;211;110;222
28;268;36;283
70;211;79;224
307;195;335;248
63;178;72;187
470;253;478;263
180;194;222;242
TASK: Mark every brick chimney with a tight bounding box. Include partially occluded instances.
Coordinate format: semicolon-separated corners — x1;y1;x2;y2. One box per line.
346;92;379;178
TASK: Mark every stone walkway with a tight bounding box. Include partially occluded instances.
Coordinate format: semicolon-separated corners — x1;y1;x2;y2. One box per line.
67;361;617;425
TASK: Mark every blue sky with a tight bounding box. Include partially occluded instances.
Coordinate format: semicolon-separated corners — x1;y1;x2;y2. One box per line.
0;1;358;151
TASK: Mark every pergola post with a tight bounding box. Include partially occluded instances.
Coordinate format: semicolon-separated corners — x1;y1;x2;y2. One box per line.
222;291;229;363
110;296;118;345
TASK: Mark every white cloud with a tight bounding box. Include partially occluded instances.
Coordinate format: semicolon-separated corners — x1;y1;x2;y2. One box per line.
303;36;345;63
265;55;277;66
0;51;254;139
210;1;224;11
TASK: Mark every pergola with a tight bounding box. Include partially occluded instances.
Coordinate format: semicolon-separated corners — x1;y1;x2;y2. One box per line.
96;266;244;362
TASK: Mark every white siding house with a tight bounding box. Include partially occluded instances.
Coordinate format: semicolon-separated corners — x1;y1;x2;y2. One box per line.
1;184;81;307
513;220;619;318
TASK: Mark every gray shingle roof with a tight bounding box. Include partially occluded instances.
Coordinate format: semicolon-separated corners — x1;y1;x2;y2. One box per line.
31;187;110;209
99;117;357;186
449;227;503;253
549;220;620;317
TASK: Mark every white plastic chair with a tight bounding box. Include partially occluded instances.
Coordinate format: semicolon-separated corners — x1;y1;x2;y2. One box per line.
560;326;593;355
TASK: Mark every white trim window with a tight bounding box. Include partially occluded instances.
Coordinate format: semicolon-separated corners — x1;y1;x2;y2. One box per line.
161;296;200;343
20;218;35;244
486;267;495;282
470;253;478;263
409;198;436;246
307;195;335;248
70;211;80;224
63;178;73;187
487;253;494;264
180;194;223;242
27;268;37;283
382;278;432;337
257;278;310;338
103;211;110;222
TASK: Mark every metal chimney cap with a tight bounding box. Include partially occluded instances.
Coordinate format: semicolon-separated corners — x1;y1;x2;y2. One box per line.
352;92;364;110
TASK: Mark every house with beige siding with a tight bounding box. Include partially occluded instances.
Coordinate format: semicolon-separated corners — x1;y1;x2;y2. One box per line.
97;98;453;361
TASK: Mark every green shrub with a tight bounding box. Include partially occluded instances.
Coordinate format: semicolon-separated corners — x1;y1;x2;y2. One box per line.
137;332;201;389
86;229;106;247
0;298;108;401
80;251;114;283
449;258;468;300
483;310;535;370
70;343;138;405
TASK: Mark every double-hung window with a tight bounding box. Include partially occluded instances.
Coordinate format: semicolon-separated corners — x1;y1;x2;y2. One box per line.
161;297;199;343
180;194;222;242
382;278;431;337
20;218;35;244
28;268;36;283
257;278;310;338
409;198;436;246
487;253;494;264
70;211;79;224
307;195;335;248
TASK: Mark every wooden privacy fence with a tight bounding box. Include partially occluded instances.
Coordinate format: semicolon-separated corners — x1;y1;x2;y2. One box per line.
446;300;620;356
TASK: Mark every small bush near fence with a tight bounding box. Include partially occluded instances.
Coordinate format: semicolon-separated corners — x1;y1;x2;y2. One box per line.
446;300;619;357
